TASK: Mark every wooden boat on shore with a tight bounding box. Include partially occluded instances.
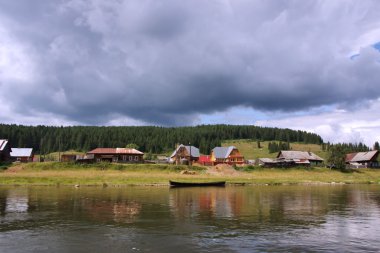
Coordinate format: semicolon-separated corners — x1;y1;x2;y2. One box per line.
169;180;226;187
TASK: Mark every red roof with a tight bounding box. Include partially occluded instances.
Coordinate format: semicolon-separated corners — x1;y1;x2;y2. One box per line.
87;148;143;155
345;153;357;162
199;155;211;163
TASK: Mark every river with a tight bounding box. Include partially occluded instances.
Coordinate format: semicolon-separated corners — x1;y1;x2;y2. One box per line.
0;185;379;252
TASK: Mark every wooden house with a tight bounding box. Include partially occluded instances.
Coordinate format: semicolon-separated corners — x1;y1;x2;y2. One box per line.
276;151;324;166
10;148;34;162
87;148;144;163
210;146;244;165
258;158;296;167
61;154;79;162
169;144;200;165
0;139;11;162
345;151;379;168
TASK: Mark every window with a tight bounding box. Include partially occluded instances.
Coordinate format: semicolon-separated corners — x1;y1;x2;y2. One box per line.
135;156;139;161
129;156;133;161
122;155;127;161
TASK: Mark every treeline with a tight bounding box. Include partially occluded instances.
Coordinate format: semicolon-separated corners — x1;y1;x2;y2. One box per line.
0;124;323;154
268;141;291;153
323;142;370;152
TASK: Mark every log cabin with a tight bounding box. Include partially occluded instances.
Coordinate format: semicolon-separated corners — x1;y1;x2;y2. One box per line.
10;148;34;162
210;146;245;165
169;144;200;165
87;148;144;163
277;151;324;166
345;150;379;168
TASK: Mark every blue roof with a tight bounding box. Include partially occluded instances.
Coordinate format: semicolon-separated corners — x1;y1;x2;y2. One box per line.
212;146;236;159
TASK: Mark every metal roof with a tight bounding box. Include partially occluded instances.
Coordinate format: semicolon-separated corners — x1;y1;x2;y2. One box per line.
212;146;237;159
0;139;8;151
277;151;324;161
347;150;378;162
10;148;33;157
170;144;200;158
87;148;144;155
259;158;275;163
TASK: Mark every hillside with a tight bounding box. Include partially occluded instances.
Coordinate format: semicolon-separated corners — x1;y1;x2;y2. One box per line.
0;124;323;154
222;139;328;160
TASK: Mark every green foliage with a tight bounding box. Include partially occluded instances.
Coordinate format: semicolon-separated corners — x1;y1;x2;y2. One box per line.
0;162;11;171
126;143;139;149
268;141;291;153
236;165;262;171
0;124;323;155
374;141;379;151
257;141;261;149
327;145;348;170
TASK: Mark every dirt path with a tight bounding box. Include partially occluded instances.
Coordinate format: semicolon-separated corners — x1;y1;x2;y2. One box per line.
206;164;241;176
4;164;25;173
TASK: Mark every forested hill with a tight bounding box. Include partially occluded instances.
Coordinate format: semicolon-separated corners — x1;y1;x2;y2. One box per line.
0;124;323;154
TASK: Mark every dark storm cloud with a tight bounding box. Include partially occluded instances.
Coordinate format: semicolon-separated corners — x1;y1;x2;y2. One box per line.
1;0;380;125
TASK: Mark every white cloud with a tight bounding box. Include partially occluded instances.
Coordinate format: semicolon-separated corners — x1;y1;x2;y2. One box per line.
0;0;380;144
256;99;380;146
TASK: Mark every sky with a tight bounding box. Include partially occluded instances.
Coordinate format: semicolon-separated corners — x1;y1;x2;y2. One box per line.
0;0;380;146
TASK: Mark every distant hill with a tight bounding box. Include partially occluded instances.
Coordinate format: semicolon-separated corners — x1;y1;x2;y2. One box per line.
0;124;323;154
222;139;328;160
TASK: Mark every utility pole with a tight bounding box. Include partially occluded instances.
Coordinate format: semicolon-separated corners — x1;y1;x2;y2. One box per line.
40;137;43;162
58;136;61;162
189;142;192;167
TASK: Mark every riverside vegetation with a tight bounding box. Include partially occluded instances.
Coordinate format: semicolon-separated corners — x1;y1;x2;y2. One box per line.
1;162;380;186
1;125;378;186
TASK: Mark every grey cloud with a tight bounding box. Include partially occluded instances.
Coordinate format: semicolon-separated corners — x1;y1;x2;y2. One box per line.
1;0;380;125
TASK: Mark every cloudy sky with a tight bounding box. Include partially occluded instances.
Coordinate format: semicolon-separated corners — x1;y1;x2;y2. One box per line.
1;0;380;145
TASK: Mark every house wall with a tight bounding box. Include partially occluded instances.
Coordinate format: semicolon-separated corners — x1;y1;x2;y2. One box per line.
0;144;11;162
93;154;144;163
12;156;33;163
309;160;323;166
172;147;199;164
210;152;216;162
61;155;77;162
228;149;245;164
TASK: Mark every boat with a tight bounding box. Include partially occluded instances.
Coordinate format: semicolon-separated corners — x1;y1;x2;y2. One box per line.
169;180;226;187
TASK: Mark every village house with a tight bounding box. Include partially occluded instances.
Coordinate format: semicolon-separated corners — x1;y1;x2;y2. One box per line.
276;151;324;166
210;146;245;165
169;144;200;165
258;157;296;167
10;148;34;162
345;150;379;168
0;139;11;162
61;154;79;162
87;148;144;163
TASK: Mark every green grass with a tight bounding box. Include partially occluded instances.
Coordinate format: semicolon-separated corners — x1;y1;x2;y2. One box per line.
23;161;206;172
0;162;11;171
222;139;328;160
1;162;380;186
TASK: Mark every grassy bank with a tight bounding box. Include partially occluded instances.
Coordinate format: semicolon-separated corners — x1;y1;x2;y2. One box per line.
1;162;380;186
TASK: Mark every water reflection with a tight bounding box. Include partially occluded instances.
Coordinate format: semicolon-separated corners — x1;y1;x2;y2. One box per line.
0;185;379;252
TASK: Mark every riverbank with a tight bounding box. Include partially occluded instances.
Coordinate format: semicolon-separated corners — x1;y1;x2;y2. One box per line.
1;162;380;186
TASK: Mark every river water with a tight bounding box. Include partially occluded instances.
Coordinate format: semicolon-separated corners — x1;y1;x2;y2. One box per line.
0;185;379;252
